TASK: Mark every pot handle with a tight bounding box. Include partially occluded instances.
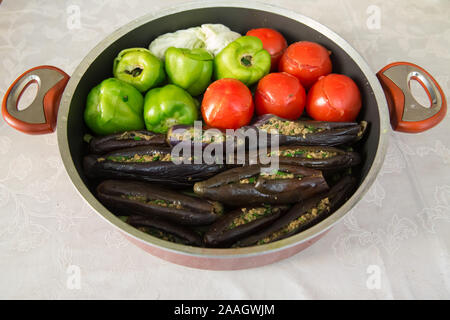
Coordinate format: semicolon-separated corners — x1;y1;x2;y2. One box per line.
1;66;70;134
377;62;447;133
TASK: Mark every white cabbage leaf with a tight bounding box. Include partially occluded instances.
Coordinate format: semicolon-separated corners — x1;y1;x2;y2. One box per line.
148;27;204;60
199;24;241;56
148;24;241;60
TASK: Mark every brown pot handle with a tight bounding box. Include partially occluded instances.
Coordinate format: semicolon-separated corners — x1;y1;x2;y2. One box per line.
1;65;70;134
377;62;447;133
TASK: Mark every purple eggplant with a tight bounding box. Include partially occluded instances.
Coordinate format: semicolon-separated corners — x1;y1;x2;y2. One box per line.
167;125;222;148
166;124;247;155
88;130;166;154
231;146;361;170
83;145;226;187
235;175;356;247
193;164;329;206
203;204;290;247
248;114;367;147
266;145;361;170
124;215;202;246
97;180;223;226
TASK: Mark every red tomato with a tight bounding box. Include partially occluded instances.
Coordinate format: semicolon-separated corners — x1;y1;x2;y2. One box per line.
279;41;332;89
306;74;362;122
201;78;254;129
246;28;287;71
254;72;306;120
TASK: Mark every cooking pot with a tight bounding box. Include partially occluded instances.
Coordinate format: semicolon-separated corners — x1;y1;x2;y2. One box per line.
1;1;446;270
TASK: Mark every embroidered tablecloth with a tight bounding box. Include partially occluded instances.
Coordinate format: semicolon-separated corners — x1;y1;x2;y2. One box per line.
0;0;449;299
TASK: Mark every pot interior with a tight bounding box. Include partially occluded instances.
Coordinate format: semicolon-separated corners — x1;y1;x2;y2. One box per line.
65;6;380;242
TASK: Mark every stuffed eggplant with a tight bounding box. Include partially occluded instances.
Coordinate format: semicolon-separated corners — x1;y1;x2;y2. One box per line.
167;124;225;148
203;204;290;247
249;114;367;147
233;146;361;170
123;215;202;246
97;180;223;226
83;145;226;187
88;130;166;154
266;146;361;170
166;124;246;155
235;175;356;247
193;164;329;206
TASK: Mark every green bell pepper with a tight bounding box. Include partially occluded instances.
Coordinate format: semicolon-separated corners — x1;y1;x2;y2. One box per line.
84;78;145;135
113;48;165;92
165;47;213;96
143;84;198;133
214;36;271;86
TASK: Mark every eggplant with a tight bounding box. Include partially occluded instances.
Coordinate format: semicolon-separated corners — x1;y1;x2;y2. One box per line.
235;175;356;247
97;180;223;226
83;145;226;187
249;114;367;146
266;146;361;170
203;204;290;247
193;164;329;206
233;146;361;170
124;215;202;246
166;124;246;157
88;130;166;154
167;125;225;149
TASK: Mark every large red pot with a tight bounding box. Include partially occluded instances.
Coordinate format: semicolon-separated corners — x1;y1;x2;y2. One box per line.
1;1;446;270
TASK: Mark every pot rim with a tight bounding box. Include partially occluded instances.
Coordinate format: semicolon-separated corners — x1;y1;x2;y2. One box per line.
57;0;390;259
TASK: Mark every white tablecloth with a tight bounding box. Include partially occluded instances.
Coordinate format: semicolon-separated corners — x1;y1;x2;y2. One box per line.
0;0;449;299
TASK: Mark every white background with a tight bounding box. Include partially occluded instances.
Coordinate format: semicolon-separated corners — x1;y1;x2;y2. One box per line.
0;0;449;299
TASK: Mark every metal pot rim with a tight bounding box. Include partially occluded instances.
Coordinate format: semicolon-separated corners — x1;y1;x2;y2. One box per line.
56;0;390;259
